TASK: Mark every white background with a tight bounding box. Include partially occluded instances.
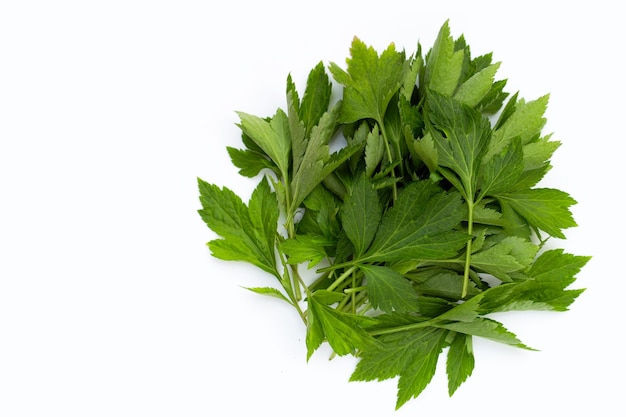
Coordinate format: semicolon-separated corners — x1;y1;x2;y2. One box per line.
1;1;623;416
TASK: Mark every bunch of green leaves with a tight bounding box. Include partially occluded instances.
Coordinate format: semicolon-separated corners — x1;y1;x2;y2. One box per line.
198;21;589;409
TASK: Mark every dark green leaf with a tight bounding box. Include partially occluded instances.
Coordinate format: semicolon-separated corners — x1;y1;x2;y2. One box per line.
359;264;418;313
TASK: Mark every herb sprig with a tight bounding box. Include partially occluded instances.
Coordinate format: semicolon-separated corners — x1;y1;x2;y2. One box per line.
198;21;589;409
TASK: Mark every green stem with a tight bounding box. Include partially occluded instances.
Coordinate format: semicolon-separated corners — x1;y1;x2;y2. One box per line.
327;265;358;292
369;319;437;336
462;198;475;298
377;118;398;201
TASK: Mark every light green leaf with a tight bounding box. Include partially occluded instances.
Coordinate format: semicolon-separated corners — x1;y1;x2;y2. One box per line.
412;131;438;173
329;37;408;124
365;125;385;176
299;61;333;135
236;109;291;177
454;62;501;107
226;146;278;178
478;249;590;313
425;20;465;96
487;94;550;158
244;287;292;304
290;101;341;209
523;134;560;170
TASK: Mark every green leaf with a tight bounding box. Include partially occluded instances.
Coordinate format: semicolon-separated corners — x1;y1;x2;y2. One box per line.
198;178;277;276
291;101;364;209
236;109;291;177
395;328;449;409
412;131;438;173
329;37;407;124
454;62;501;107
359;264;418;313
497;188;577;238
436;318;532;349
523;134;561;171
478;137;524;199
350;327;448;409
249;176;280;255
415;272;480;299
281;234;335;268
365;124;385;176
427;91;491;197
340;175;382;256
307;294;379;359
226;146;278;178
478;249;590;313
244;287;292;304
299;61;333;135
446;333;474;396
487;94;550;158
425;20;465;96
363;181;467;262
471;236;539;282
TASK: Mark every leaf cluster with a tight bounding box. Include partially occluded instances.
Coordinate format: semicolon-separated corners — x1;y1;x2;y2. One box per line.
197;21;589;409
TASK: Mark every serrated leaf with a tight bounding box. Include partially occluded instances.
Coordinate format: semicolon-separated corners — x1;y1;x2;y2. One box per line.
365;124;385;176
244;287;292;304
226;146;278;178
478;137;524;199
329;37;407;124
299;61;333;135
436;317;532;349
425;20;465;96
427;91;491;198
487;94;550;158
236;109;291;177
413;131;438;172
395;328;449;409
523;134;561;170
198;178;277;276
478;249;590;313
363;181;467;262
281;234;335;268
359;264;418;313
497;188;577;239
307;294;379;359
446;333;474;396
340;175;382;256
454;62;501;107
471;236;538;282
416;272;480;299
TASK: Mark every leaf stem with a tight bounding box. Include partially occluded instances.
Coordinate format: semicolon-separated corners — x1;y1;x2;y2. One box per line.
462;198;475;298
368;318;439;336
327;265;358;292
377;118;398;201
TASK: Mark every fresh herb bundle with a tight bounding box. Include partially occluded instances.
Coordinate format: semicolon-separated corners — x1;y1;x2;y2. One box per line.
198;21;589;409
